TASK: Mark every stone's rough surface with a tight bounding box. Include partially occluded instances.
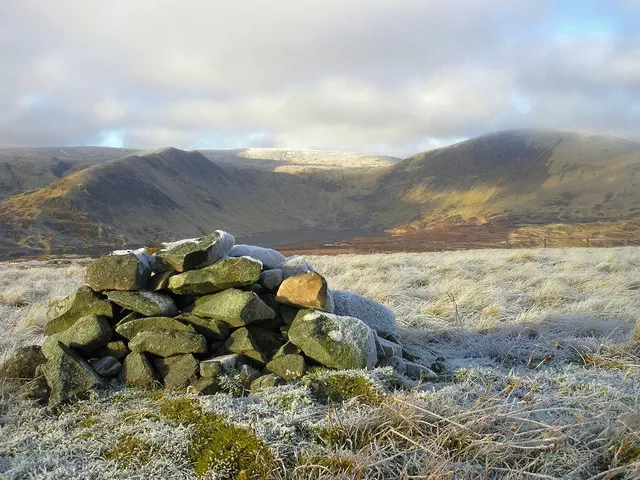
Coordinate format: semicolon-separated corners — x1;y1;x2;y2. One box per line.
44;342;105;406
174;313;230;341
238;364;261;385
167;257;261;295
251;374;283;392
155;230;235;272
377;336;403;359
106;290;178;317
265;354;306;380
272;341;302;358
191;376;222;395
0;345;46;380
90;356;122;377
97;341;129;361
404;361;438;380
288;310;377;370
276;272;334;312
42;315;112;358
115;317;195;339
148;270;175;291
259;269;284;291
129;330;207;357
121;352;158;388
44;286;113;335
331;290;396;334
378;356;407;376
276;256;315;279
225;327;285;365
190;289;275;327
154;354;199;390
85;250;152;292
199;353;248;377
228;245;286;269
280;306;299;326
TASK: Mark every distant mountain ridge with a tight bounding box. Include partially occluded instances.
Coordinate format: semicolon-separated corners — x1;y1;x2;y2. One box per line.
1;129;639;257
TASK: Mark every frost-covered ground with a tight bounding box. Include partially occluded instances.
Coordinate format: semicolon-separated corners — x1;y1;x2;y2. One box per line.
1;248;639;479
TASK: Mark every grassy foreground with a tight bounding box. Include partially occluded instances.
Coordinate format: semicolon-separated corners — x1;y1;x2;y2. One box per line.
1;248;639;479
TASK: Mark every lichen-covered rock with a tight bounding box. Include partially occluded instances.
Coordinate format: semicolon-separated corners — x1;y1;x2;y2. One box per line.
259;269;283;291
331;290;396;334
167;257;261;295
155;230;235;272
90;356;122;377
190;289;275;328
115;317;196;339
404;361;437;380
228;245;286;269
174;313;230;341
225;327;285;365
265;354;305;380
97;340;129;361
121;352;158;388
271;341;302;358
276;272;334;312
44;286;113;335
191;376;222;395
129;330;207;357
42;315;113;358
106;290;178;317
288;310;377;370
199;353;249;377
276;256;315;279
0;345;46;380
44;342;105;406
250;374;283;392
85;249;152;291
154;354;199;390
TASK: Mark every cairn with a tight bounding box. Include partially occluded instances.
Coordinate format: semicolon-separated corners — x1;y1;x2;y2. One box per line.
2;231;436;406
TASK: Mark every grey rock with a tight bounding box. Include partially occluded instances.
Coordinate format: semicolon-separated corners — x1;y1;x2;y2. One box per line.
44;286;113;335
115;316;196;340
106;290;178;317
128;330;207;357
331;290;396;334
154;354;199;390
121;352;159;389
199;353;249;377
259;269;283;291
0;345;46;380
190;289;275;328
167;256;261;295
42;315;112;358
85;249;152;292
404;361;438;380
90;356;122;377
276;256;315;279
228;245;286;269
155;231;235;272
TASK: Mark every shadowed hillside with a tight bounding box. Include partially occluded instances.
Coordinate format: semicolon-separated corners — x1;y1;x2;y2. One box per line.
1;130;640;257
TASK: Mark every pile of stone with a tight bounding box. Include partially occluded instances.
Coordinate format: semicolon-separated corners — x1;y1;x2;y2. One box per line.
2;231;436;406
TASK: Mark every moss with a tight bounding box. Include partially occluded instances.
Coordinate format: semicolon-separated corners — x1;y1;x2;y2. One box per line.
104;435;154;468
78;415;101;429
76;432;95;440
610;440;640;467
120;411;160;423
314;423;377;450
158;398;274;478
310;372;384;405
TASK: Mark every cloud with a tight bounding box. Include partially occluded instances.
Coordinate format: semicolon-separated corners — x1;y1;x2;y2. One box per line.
1;0;638;156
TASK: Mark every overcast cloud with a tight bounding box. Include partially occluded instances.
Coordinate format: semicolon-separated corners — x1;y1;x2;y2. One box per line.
1;0;639;156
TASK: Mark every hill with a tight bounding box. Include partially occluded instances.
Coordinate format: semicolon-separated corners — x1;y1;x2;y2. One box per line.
1;129;640;257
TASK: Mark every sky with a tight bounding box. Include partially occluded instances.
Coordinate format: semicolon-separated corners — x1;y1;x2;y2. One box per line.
1;0;639;156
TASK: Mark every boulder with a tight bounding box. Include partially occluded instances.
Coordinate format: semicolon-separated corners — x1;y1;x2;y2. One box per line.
225;327;285;365
106;290;178;317
378;356;407;376
121;352;159;388
167;257;261;295
259;269;283;291
90;356;122;377
250;374;283;392
42;315;112;358
190;289;275;328
271;341;301;358
377;336;403;359
288;310;377;370
0;345;46;380
404;361;438;380
85;249;152;292
276;256;315;279
276;272;334;312
44;286;113;335
128;330;207;357
191;376;222;395
331;290;396;334
174;313;230;342
154;354;199;390
115;317;196;339
227;245;286;269
199;353;249;377
265;354;305;380
155;230;235;272
44;342;105;406
97;341;129;361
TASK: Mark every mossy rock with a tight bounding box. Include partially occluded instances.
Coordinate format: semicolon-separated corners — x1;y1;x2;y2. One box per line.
190;289;276;328
0;345;46;380
174;313;230;342
250;373;283;392
97;340;129;361
42;315;113;358
153;354;199;390
265;354;305;380
155;231;235;272
225;327;285;365
85;250;152;292
44;286;113;335
121;352;159;389
106;290;178;317
129;330;207;357
115;317;196;340
168;257;261;295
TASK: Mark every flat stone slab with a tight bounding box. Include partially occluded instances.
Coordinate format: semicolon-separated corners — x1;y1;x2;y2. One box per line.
155;230;235;272
106;290;178;317
128;330;207;357
85;249;152;291
44;286;113;335
190;288;275;328
115;316;196;339
227;245;286;269
167;257;261;295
